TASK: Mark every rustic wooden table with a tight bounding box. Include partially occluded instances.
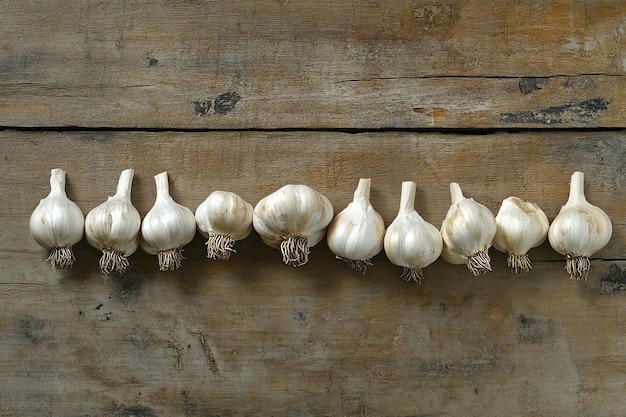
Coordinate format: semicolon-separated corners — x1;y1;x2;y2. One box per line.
1;1;625;416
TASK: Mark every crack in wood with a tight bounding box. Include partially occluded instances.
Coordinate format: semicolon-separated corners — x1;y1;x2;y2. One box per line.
189;331;220;377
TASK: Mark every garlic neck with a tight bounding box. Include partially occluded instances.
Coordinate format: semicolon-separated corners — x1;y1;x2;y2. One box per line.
449;182;464;204
115;169;135;199
567;171;587;205
399;181;416;214
353;178;372;210
49;168;67;197
154;171;170;200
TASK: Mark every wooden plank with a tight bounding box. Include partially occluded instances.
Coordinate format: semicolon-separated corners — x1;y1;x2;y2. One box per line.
1;131;624;415
0;0;625;129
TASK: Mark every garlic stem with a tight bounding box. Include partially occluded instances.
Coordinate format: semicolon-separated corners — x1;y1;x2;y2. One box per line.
206;233;236;260
47;245;76;269
280;236;309;267
49;168;66;196
507;253;532;274
115;168;134;198
467;251;492;275
399;181;417;214
449;182;464;205
354;178;371;203
568;171;586;204
154;171;170;199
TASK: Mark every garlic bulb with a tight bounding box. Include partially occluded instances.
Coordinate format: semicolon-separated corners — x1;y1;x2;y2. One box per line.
140;172;196;271
384;181;443;283
29;168;84;269
253;184;334;267
493;197;549;273
548;171;612;280
440;182;496;275
195;190;253;260
326;178;385;273
85;169;141;274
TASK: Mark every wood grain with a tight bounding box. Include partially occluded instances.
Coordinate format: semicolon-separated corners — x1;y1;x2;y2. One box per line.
1;130;625;415
1;0;625;129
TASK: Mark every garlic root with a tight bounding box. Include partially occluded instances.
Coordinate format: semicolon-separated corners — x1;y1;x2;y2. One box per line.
336;255;373;274
566;255;591;281
99;248;130;275
205;233;236;260
280;236;309;267
466;250;492;276
507;253;532;274
158;247;185;271
401;267;425;284
47;245;76;269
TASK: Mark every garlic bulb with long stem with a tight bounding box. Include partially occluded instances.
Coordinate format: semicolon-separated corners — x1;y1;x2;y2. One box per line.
326;178;385;273
253;184;334;267
29;168;84;269
140;172;196;271
493;197;549;274
440;182;496;275
195;190;253;260
384;181;443;283
85;169;141;274
548;171;612;281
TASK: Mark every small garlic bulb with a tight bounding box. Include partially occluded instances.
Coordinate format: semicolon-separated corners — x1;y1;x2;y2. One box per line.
140;172;196;271
440;182;496;276
195;191;253;260
29;168;84;269
85;169;141;274
493;197;549;273
384;181;443;283
548;171;612;281
253;184;334;267
326;178;385;273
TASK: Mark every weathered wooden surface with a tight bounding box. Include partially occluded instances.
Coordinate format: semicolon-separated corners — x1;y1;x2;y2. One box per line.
1;0;625;129
1;130;625;416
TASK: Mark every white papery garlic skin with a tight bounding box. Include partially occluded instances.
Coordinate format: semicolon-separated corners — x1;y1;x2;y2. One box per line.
85;169;141;274
140;172;196;271
384;181;443;283
195;190;253;260
29;168;84;269
440;182;496;275
326;178;385;273
493;197;549;274
253;184;334;267
548;171;612;281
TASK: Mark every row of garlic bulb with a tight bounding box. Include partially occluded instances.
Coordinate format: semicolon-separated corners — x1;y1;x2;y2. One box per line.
29;169;612;281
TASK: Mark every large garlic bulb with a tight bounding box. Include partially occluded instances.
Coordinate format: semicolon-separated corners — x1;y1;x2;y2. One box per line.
548;171;612;280
326;178;385;273
29;168;85;269
253;184;334;267
384;181;443;283
85;169;141;274
140;172;196;271
195;190;253;260
493;197;549;274
440;182;496;275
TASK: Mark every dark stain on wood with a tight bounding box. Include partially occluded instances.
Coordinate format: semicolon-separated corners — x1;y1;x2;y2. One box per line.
517;314;555;344
500;97;609;125
103;264;144;300
108;403;158;417
18;314;49;345
194;92;241;116
518;77;550;94
600;263;626;295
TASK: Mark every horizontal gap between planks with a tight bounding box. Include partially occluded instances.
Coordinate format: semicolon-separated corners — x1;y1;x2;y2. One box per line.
1;126;625;135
